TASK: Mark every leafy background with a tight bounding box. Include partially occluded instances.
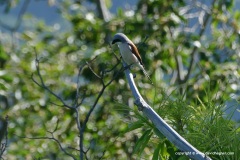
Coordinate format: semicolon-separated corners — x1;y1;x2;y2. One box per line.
0;0;240;159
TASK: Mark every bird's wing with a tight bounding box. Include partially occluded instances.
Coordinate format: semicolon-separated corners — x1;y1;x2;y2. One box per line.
128;42;143;65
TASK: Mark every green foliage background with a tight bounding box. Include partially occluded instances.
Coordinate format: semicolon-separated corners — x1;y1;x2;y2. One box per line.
0;0;240;159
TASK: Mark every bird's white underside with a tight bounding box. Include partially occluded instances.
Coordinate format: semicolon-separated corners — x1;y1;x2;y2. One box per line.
118;42;141;68
113;34;152;83
116;41;152;83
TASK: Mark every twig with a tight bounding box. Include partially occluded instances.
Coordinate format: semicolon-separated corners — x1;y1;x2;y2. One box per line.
86;61;101;79
31;50;73;110
79;63;124;160
73;64;87;108
20;133;76;160
75;108;83;160
31;49;122;159
182;0;216;84
104;60;121;73
52;118;59;133
168;31;184;83
99;150;106;160
96;0;111;22
68;147;80;151
96;0;112;42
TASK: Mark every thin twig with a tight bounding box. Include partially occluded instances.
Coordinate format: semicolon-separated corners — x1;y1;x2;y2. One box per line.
99;150;106;160
86;61;101;79
31;50;73;109
20;134;76;160
74;108;83;160
52;118;59;133
104;60;121;73
68;147;80;151
96;0;111;22
74;64;87;108
180;0;216;84
168;28;183;84
82;65;124;128
79;63;124;160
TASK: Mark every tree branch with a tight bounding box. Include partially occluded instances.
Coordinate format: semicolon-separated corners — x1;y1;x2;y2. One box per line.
79;60;122;160
31;50;122;160
31;51;73;110
73;64;87;108
96;0;111;22
123;62;212;160
20;132;76;160
178;0;217;85
95;0;112;42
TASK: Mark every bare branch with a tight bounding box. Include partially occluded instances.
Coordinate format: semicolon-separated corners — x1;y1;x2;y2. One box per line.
178;0;217;85
168;28;184;84
104;59;121;73
73;64;87;108
96;0;111;22
95;0;112;42
20;133;76;160
86;61;101;79
79;60;123;160
31;48;122;160
52;118;59;133
109;44;122;62
79;84;105;159
49;101;68;107
74;108;83;160
123;62;212;160
82;64;124;128
31;50;73;110
68;146;80;151
99;150;106;160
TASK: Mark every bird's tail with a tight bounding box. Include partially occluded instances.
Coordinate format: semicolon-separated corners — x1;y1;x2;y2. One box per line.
140;65;153;84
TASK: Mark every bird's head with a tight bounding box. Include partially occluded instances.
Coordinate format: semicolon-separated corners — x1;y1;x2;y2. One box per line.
112;33;130;44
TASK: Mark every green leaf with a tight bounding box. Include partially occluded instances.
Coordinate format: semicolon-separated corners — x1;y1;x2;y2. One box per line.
153;128;165;140
126;120;144;132
134;110;153;127
133;129;152;154
152;143;161;160
117;8;123;17
0;45;8;61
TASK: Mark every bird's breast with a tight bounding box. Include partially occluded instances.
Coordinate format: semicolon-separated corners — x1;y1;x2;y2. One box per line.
118;43;138;65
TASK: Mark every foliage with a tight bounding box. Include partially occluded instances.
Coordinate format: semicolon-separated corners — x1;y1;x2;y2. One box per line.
0;0;240;159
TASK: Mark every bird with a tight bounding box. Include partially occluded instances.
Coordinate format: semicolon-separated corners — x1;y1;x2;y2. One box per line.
112;33;152;84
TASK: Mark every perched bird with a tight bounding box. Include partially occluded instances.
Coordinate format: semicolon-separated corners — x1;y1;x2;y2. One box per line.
112;33;152;84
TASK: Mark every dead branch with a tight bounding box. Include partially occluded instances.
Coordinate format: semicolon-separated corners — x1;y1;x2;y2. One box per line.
123;61;212;160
